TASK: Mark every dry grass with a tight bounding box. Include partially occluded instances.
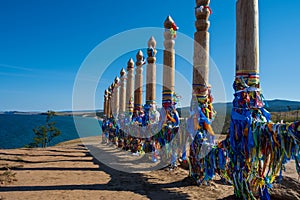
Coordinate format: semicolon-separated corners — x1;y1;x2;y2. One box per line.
271;109;300;122
0;168;17;185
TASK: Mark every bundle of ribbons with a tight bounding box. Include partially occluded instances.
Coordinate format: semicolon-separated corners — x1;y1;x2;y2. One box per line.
101;93;181;166
186;75;300;200
187;86;223;185
228;72;300;200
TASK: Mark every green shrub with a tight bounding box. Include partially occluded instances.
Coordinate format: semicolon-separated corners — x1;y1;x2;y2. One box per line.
26;110;61;148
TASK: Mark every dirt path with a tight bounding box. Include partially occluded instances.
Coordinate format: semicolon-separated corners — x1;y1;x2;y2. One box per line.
0;137;299;200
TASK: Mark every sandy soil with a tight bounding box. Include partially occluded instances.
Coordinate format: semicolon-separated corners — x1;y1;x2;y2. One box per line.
0;136;299;200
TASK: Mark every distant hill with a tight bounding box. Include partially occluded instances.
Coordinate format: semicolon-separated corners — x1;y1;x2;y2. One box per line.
0;111;41;115
214;99;300;113
264;99;300;112
1;99;299;118
0;110;103;118
215;99;300;113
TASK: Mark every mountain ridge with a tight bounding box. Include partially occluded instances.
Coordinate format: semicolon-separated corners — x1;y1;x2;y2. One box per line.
1;99;300;114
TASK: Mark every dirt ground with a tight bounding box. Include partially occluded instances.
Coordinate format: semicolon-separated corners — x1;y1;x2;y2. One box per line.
0;137;299;200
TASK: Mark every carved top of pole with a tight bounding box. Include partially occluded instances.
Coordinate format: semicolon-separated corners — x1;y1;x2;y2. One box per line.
120;68;126;77
114;76;120;86
195;0;211;31
127;58;134;71
104;90;108;101
107;87;112;98
164;15;177;50
164;16;177;30
147;36;157;64
110;83;115;93
148;36;156;49
136;50;145;68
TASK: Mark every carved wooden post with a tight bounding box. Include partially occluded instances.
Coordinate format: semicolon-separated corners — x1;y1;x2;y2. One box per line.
113;76;120;118
162;16;180;168
162;16;177;108
146;36;157;105
126;58;135;114
104;90;108;117
188;0;216;186
110;83;115;118
236;0;259;77
107;86;112;118
234;3;300;199
111;84;115;117
193;0;211;101
134;50;144;112
230;0;263;198
110;84;114;118
119;68;127;114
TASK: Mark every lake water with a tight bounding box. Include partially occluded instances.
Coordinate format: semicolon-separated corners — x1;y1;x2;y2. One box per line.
0;114;102;149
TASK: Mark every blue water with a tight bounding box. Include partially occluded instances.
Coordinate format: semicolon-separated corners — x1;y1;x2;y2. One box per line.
0;114;102;149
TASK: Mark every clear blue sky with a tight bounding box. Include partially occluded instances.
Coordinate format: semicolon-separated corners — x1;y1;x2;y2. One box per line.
0;0;299;111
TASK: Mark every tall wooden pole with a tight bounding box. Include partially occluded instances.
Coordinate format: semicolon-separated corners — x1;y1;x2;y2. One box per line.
188;0;215;186
235;3;300;199
111;84;115;117
146;36;157;105
162;16;179;168
104;90;108;117
134;50;144;112
111;84;115;118
107;86;112;118
163;16;177;108
193;0;211;100
119;68;127;114
126;58;135;114
110;83;115;118
230;0;261;198
113;76;120;118
236;0;259;76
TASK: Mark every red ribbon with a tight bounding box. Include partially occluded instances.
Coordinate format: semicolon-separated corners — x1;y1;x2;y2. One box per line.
204;6;213;14
172;22;178;31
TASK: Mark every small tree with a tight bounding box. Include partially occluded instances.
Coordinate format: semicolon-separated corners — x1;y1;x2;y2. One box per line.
27;110;61;148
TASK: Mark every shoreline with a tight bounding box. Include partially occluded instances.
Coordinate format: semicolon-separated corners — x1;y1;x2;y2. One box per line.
54;136;101;147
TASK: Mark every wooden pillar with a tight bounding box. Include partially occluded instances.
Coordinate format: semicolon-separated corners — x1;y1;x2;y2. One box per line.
104;90;108;117
107;86;112;118
103;94;107;117
188;1;215;185
119;68;127;114
126;58;135;114
134;50;144;111
146;36;157;105
230;0;261;198
236;0;259;77
163;16;177;108
113;76;120;118
110;83;115;118
235;0;260;94
193;0;211;100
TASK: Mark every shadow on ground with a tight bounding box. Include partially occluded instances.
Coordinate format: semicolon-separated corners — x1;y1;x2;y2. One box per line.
0;144;191;199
